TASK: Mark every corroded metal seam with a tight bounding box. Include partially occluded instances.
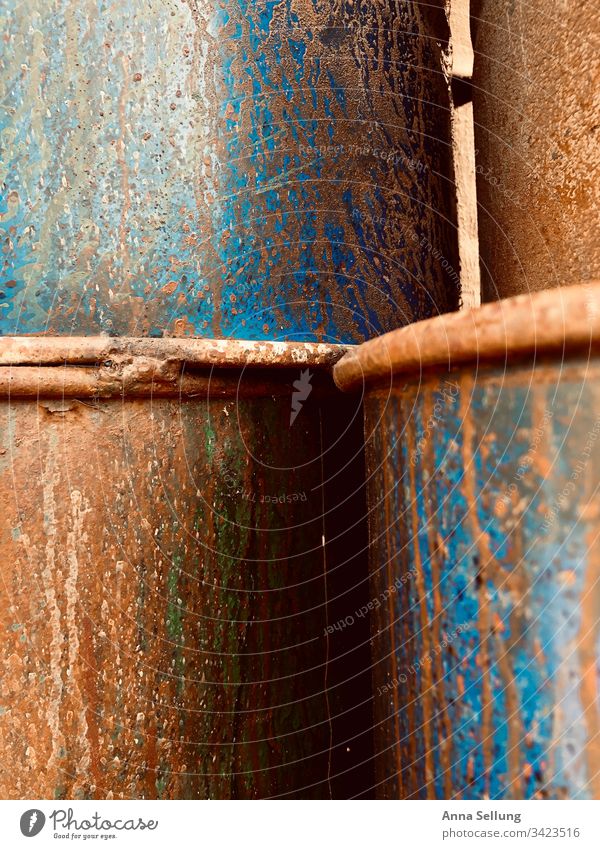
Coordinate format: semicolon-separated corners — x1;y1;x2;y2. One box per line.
0;338;348;397
333;283;600;392
0;337;348;368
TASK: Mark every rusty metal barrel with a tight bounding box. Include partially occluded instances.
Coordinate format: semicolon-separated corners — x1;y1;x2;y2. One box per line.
0;0;461;801
0;338;355;799
0;0;459;339
334;283;600;799
471;0;600;301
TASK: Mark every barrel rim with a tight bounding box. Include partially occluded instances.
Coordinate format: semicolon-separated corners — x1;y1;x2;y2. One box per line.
333;282;600;392
0;338;348;398
0;336;348;368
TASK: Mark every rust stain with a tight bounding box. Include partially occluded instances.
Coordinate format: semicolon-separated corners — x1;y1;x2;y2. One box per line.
40;438;66;790
473;0;600;300
406;423;435;799
381;432;404;798
422;388;453;799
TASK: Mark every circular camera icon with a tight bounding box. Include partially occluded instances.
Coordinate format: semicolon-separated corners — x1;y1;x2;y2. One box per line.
20;810;45;837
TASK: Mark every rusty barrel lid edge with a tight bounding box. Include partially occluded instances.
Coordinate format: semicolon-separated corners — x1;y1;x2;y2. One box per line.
333;282;600;392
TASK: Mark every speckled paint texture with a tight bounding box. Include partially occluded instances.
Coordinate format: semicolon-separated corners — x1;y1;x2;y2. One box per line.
365;357;600;799
0;371;337;799
472;0;600;299
0;0;458;339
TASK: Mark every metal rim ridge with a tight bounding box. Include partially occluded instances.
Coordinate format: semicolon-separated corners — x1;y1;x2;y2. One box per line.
333;282;600;392
0;338;348;398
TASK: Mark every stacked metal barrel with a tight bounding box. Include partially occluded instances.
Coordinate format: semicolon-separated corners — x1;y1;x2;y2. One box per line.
4;0;596;803
0;0;458;798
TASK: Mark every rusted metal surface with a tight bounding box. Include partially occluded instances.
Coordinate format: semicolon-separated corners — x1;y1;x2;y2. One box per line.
334;283;600;392
472;0;600;300
449;0;480;308
0;355;344;799
0;337;347;368
0;365;339;399
0;0;458;340
337;288;600;798
0;337;347;397
363;360;600;799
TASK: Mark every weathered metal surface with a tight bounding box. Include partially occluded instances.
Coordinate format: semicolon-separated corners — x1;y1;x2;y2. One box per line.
0;359;340;799
0;337;347;397
0;336;347;368
335;285;600;798
363;359;600;799
0;0;458;340
472;0;600;300
0;364;336;399
334;283;600;392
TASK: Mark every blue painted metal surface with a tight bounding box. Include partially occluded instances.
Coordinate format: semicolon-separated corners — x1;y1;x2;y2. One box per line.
364;357;600;799
0;0;458;340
